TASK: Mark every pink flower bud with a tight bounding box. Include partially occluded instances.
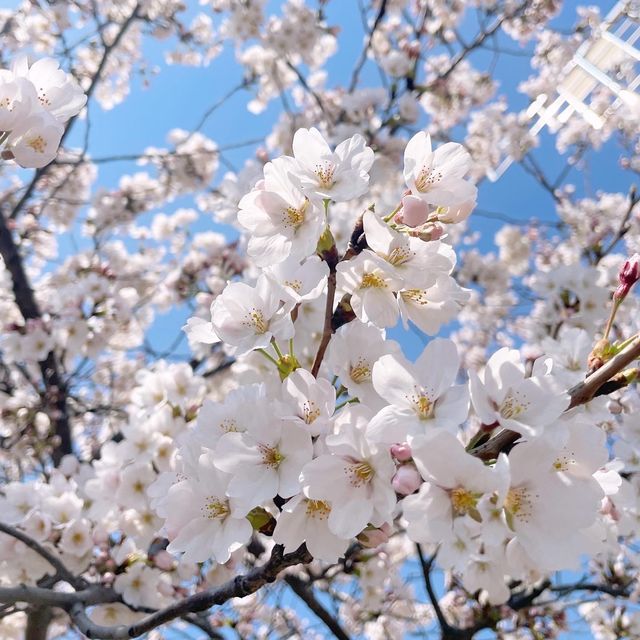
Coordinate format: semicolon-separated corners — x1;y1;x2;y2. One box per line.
401;195;430;227
392;464;422;495
614;253;640;301
390;442;412;461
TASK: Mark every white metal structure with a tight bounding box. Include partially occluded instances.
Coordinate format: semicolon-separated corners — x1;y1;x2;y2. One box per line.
488;1;640;181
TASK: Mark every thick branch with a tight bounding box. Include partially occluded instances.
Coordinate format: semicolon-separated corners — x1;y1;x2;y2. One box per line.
25;606;52;640
0;211;72;463
67;544;312;639
0;585;117;607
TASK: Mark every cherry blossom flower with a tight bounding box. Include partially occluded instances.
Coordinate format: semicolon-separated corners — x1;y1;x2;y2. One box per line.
279;368;336;436
368;338;469;444
210;274;294;355
238;157;324;266
291;127;374;201
336;251;402;328
363;210;455;288
5;111;64;168
402;431;500;544
191;384;266;449
265;255;329;309
11;55;87;122
398;274;470;335
325;322;401;409
300;405;396;539
162;452;252;564
214;417;313;508
403;132;477;206
273;494;351;562
0;72;34;131
468;348;569;437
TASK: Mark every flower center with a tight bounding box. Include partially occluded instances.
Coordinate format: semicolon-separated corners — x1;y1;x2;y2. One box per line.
553;451;575;472
219;418;240;433
301;400;321;424
388;246;413;266
305;499;331;520
202;497;229;520
314;161;336;189
283;199;308;229
27;135;46;154
409;390;433;419
499;392;527;420
401;289;428;305
243;308;269;334
350;358;371;383
504;486;536;526
284;279;302;293
361;271;387;289
449;487;480;517
258;443;285;468
415;165;443;193
345;460;374;487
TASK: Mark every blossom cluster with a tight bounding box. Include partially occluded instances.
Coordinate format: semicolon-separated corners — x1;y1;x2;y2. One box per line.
158;128;626;607
0;56;86;168
0;0;638;637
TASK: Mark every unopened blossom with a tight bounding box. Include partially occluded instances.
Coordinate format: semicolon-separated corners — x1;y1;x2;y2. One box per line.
614;253;640;301
369;338;469;444
392;464;422;495
403;131;477;206
300;405;396;539
210;274;294;356
400;194;430;227
469;348;569;437
291;127;374;201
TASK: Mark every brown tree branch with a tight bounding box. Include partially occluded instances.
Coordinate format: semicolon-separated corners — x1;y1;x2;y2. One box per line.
0;211;73;464
67;544;312;639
